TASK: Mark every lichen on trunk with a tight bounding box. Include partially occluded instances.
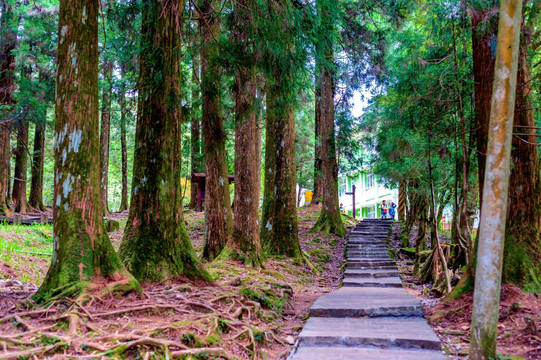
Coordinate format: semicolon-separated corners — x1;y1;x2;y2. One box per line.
35;0;139;302
119;0;209;282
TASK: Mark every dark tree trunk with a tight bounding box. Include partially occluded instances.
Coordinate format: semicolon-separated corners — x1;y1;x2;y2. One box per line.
189;50;202;210
503;29;541;287
471;4;498;209
311;39;345;237
313;70;322;204
230;0;262;266
29;120;46;211
99;61;112;216
199;0;234;260
413;202;427;275
260;75;301;258
35;0;139;302
117;70;128;212
0;0;16;216
119;0;209;282
12;121;30;213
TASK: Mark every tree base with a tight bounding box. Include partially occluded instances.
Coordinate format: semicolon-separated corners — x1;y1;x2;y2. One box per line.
217;245;263;268
310;211;346;238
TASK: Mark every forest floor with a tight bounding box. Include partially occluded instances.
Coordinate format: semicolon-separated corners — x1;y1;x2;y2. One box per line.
389;223;541;360
0;205;353;360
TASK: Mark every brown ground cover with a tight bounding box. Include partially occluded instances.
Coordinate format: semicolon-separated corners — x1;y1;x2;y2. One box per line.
0;205;351;359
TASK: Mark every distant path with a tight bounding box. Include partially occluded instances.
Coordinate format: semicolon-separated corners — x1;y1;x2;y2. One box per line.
290;218;446;360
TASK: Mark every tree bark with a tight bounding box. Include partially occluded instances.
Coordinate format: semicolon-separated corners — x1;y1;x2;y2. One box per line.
189;49;202;210
198;0;234;260
311;38;345;237
0;0;16;216
12;120;30;213
119;0;209;282
313;70;322;204
35;0;139;302
29;120;46;211
503;25;541;288
117;68;128;212
230;0;262;266
99;61;112;216
471;3;498;210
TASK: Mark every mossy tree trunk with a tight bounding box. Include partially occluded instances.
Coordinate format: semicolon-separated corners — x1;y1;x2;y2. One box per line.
119;0;209;282
503;26;541;289
29;120;46;211
230;0;262;266
199;0;234;260
117;68;128;213
12;120;30;213
312;69;322;204
35;0;139;302
99;61;112;217
189;48;202;210
0;0;16;216
311;9;345;237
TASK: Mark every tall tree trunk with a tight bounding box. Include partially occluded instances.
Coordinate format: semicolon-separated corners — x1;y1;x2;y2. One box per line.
99;61;112;216
189;49;202;210
0;0;16;216
29;120;46;211
471;3;498;210
311;39;345;237
230;0;262;266
199;0;234;260
503;26;541;287
117;69;128;212
119;0;209;282
413;202;427;275
35;0;139;302
12;120;30;213
313;70;322;204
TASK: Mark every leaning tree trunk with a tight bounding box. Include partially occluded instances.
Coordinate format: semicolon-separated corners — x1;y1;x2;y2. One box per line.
230;0;262;266
29;120;46;211
12;121;30;213
34;0;139;302
0;0;16;216
117;69;128;212
189;49;202;210
199;0;234;260
503;28;541;287
99;61;112;216
311;44;345;237
119;0;209;282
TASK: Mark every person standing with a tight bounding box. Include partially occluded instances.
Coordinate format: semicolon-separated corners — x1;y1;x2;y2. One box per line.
380;200;389;218
389;201;397;219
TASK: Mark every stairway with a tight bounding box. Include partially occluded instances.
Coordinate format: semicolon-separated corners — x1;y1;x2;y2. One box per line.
290;219;445;360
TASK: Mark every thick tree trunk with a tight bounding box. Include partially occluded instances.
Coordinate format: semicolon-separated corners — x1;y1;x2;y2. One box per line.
29;120;46;211
503;29;541;288
0;0;16;216
471;4;498;209
119;0;209;282
99;61;112;216
12;121;30;213
189;51;202;210
199;0;234;260
311;47;345;237
35;0;139;302
230;0;262;266
260;75;301;258
117;74;128;212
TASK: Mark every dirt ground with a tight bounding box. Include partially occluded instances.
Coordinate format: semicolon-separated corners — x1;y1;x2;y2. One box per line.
0;205;351;359
389;222;541;360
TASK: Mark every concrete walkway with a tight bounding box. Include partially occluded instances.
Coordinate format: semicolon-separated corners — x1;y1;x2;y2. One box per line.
290;219;445;360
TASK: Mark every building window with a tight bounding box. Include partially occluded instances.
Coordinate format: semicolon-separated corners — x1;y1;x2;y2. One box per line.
339;177;346;197
366;206;375;219
365;174;375;190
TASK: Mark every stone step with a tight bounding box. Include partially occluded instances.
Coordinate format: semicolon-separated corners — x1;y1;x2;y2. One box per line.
346;256;391;262
344;268;401;277
346;254;390;259
309;287;422;318
291;346;446;360
297;317;442;350
342;276;402;288
347;259;395;265
346;264;397;270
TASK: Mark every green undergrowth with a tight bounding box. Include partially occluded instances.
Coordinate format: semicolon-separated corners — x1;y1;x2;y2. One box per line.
0;222;53;284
